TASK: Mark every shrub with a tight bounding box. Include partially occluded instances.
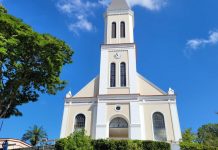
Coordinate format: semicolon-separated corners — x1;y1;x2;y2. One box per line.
93;139;130;150
55;138;67;150
92;139;115;150
128;140;143;150
142;141;170;150
55;130;93;150
114;140;129;150
180;142;218;150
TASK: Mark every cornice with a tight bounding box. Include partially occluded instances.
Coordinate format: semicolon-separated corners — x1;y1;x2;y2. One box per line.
101;43;136;50
104;10;134;17
64;94;176;105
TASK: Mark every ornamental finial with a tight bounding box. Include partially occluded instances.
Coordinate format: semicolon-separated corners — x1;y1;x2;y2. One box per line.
65;91;72;98
168;88;175;95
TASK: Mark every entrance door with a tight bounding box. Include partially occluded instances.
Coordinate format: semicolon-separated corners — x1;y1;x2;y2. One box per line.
109;117;128;139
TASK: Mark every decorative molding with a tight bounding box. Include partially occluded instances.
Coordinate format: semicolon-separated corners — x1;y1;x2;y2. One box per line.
98;94;139;101
105;9;134;17
65;97;97;103
64;94;176;105
96;124;107;127
101;43;136;49
139;95;176;101
130;124;141;127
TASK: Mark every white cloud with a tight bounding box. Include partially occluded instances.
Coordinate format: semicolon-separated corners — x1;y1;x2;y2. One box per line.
184;30;218;57
57;0;98;34
127;0;167;10
68;15;93;35
56;0;167;34
186;31;218;50
57;0;98;15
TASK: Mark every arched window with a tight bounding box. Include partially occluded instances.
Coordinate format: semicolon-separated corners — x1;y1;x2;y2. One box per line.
120;22;125;38
153;112;167;141
120;62;126;87
109;117;128;138
110;117;128;128
110;63;116;87
74;114;85;130
112;22;116;38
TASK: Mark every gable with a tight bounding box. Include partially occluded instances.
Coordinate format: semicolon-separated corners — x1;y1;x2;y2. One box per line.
137;73;166;96
74;76;99;98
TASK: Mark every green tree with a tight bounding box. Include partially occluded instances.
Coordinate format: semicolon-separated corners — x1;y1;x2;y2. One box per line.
0;5;73;118
55;129;93;150
22;125;47;146
182;128;197;143
197;124;218;147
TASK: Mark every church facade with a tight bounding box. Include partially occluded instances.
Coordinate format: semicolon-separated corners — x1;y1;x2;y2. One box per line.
60;0;182;142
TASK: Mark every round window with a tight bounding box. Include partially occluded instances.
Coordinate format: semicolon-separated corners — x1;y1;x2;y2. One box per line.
115;105;121;111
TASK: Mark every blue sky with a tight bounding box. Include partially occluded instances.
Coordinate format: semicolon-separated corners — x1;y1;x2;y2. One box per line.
1;0;218;140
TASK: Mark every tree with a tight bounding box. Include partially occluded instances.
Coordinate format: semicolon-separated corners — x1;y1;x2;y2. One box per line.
182;128;196;143
22;125;47;146
0;5;73;118
55;129;93;150
197;124;218;147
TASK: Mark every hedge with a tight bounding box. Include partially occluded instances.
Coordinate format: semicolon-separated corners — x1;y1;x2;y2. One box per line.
142;141;170;150
56;138;170;150
180;142;218;150
55;130;170;150
92;139;129;150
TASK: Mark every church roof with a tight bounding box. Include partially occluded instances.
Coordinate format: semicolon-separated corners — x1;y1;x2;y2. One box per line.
107;0;130;11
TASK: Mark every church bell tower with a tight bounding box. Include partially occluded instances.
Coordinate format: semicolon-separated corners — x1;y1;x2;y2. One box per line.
99;0;138;95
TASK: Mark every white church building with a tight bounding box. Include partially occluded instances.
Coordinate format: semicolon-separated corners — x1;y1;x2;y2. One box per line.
60;0;182;143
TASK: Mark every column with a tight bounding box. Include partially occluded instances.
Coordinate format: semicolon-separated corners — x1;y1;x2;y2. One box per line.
170;102;182;142
95;102;107;139
130;102;142;139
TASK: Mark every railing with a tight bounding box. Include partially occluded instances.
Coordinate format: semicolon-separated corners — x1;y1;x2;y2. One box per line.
16;145;55;150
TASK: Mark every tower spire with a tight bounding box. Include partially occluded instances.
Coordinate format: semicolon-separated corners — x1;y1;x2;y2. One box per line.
107;0;130;11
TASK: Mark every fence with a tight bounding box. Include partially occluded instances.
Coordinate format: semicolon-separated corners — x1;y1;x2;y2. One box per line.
17;145;55;150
